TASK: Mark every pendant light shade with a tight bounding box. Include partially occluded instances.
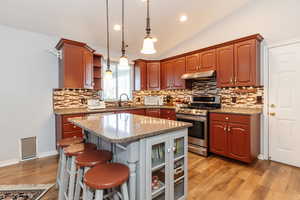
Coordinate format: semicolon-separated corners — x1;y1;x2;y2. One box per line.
141;35;156;54
141;0;156;54
119;0;129;67
119;55;129;66
105;0;113;79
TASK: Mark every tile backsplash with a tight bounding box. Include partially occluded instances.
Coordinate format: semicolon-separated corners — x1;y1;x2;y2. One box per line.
132;80;264;108
53;81;264;110
53;88;101;109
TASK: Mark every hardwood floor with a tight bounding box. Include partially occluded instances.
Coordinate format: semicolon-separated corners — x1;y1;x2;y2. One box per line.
0;153;299;200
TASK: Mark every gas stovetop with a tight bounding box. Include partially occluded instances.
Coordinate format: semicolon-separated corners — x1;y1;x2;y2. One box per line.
177;106;220;116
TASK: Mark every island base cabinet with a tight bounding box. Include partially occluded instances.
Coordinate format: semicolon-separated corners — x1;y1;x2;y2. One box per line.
209;113;260;163
145;130;188;200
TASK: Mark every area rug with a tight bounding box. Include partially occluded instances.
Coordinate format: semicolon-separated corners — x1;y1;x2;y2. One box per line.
0;184;54;200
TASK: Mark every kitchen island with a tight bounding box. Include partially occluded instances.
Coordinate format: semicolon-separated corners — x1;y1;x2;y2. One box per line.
69;113;192;200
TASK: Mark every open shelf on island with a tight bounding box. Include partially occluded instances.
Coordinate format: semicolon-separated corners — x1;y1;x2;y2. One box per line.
152;181;165;199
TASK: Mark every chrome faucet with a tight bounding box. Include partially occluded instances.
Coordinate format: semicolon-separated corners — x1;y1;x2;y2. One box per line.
118;93;130;107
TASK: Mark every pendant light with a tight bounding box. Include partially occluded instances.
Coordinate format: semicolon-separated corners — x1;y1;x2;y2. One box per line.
105;0;113;79
141;0;156;54
119;0;129;67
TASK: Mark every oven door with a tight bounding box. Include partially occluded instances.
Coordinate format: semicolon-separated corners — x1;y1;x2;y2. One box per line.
176;114;207;147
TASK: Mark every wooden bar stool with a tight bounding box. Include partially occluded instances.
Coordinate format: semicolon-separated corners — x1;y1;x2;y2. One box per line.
74;150;113;200
59;143;97;200
83;163;130;200
56;137;84;188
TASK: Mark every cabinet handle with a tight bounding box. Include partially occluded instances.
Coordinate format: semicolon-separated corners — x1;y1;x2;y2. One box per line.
224;126;227;131
234;77;237;83
230;78;233;84
228;126;231;132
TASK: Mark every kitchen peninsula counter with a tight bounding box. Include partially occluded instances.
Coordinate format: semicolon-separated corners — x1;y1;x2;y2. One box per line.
68;113;191;200
69;113;191;143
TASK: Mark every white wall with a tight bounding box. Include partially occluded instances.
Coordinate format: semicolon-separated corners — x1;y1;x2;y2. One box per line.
0;25;59;164
0;25;122;165
160;0;300;58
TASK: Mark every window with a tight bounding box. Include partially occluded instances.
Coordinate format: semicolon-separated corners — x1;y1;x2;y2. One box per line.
102;60;133;100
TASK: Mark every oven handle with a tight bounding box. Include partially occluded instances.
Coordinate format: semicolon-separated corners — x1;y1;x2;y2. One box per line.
176;114;207;122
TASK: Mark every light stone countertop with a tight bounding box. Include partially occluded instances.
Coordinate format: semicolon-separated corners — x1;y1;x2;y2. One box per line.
68;113;192;143
209;107;263;115
54;105;176;115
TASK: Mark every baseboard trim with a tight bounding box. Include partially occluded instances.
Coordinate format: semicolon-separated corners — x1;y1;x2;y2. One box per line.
0;159;19;168
257;154;266;160
37;150;58;158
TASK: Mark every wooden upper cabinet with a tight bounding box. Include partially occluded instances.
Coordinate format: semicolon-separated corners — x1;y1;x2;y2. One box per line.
199;49;216;72
134;60;147;90
234;39;260;86
186;54;199;73
216;45;234;87
161;61;173;90
173;57;186;89
83;50;94;89
147;62;160;90
56;39;95;89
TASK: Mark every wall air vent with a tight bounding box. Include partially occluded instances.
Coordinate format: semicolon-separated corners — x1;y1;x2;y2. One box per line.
20;137;37;160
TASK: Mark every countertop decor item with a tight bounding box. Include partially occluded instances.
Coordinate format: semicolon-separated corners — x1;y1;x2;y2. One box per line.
0;184;54;200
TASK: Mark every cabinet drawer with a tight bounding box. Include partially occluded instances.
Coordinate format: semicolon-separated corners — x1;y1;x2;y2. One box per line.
63;131;83;138
130;109;146;116
63;123;82;132
63;114;84;124
210;113;250;124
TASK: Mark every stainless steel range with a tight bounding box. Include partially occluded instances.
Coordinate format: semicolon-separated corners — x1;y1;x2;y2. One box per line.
176;95;221;156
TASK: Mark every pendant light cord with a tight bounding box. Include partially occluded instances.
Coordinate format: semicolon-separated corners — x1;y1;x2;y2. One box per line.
121;0;125;56
146;0;151;35
106;0;110;68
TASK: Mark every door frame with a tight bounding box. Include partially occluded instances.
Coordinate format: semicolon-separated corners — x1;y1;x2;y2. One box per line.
263;37;300;160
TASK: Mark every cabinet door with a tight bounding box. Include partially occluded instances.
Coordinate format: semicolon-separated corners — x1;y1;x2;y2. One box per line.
134;60;147;91
186;54;199;73
199;49;216;72
227;123;250;162
147;62;161;90
146;136;171;200
63;44;85;88
83;50;94;89
161;61;173;90
170;132;188;200
173;58;186;89
209;121;227;156
160;109;176;120
146;109;161;118
130;109;146;116
234;39;257;86
216;45;235;87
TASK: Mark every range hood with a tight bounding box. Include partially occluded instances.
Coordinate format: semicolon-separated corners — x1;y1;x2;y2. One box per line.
181;70;216;80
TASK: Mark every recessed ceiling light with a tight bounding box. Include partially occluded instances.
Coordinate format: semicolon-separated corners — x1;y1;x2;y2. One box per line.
152;37;158;42
179;15;188;22
113;24;121;31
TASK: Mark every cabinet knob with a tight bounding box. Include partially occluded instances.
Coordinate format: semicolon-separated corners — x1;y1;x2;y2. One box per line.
167;148;171;153
270;104;276;108
172;146;176;152
269;112;276;116
73;126;77;128
228;126;231;132
225;117;229;120
224;126;227;131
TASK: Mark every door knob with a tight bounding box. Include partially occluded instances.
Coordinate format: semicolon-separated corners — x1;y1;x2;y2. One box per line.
269;112;276;116
270;104;276;108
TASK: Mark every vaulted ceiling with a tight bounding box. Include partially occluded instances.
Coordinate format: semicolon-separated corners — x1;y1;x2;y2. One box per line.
0;0;252;59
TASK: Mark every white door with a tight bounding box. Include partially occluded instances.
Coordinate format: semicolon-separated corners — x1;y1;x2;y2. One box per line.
269;41;300;167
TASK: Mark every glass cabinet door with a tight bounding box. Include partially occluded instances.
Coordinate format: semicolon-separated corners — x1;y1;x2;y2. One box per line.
146;137;170;200
172;135;187;200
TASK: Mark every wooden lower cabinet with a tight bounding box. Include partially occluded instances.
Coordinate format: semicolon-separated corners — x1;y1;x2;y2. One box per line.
210;121;227;156
55;114;84;142
160;109;177;120
209;113;260;163
146;109;161;118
